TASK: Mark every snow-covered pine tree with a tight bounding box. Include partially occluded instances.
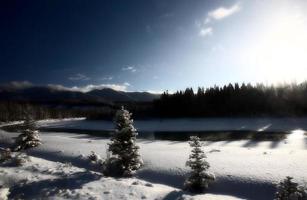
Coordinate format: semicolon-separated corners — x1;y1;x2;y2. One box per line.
275;176;307;200
184;136;215;192
105;107;143;177
14;114;41;151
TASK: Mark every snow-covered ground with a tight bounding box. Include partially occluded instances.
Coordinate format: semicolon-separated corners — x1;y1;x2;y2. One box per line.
0;121;306;200
0;118;86;129
0;153;241;200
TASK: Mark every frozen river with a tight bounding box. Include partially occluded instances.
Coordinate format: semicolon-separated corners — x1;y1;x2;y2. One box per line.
39;117;307;132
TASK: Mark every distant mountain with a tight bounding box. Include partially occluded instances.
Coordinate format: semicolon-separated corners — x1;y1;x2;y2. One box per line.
88;88;160;102
0;86;108;105
0;84;160;104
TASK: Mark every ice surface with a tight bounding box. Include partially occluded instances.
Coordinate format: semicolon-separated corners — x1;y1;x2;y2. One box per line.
39;117;307;132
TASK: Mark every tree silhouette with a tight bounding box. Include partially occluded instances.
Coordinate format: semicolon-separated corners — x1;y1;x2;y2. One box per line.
154;82;307;117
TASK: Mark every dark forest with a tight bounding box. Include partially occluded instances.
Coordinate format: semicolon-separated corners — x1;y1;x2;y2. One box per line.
154;82;307;117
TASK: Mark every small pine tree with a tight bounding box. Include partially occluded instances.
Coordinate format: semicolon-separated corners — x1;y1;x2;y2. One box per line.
275;176;307;200
105;107;143;177
184;136;215;192
14;114;41;151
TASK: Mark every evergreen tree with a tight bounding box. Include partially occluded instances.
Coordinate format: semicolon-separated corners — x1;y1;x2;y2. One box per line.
14;114;41;151
106;107;143;177
275;176;307;200
154;82;307;117
184;136;215;192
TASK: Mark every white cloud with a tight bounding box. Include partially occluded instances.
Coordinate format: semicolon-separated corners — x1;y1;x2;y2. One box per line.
122;65;137;73
71;84;128;92
48;83;130;93
198;3;241;38
47;84;72;91
199;27;213;37
142;90;163;94
207;3;241;21
68;73;90;81
101;76;113;81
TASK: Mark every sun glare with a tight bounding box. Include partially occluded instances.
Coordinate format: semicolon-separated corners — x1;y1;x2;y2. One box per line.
244;11;307;84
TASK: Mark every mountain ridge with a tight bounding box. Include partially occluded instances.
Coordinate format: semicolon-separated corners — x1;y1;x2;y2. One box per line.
0;84;160;103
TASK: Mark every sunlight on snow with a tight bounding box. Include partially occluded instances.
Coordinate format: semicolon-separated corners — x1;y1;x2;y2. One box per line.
257;124;272;132
289;129;306;139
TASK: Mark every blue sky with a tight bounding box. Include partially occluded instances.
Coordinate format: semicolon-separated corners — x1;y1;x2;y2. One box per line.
1;0;307;92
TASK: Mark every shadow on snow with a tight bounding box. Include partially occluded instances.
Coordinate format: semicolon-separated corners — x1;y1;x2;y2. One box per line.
9;171;102;199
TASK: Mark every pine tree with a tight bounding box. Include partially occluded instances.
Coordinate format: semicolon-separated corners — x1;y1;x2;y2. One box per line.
105;107;143;177
14;114;41;151
275;176;307;200
184;136;215;192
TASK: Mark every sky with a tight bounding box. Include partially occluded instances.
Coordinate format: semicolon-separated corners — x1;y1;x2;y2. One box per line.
1;0;307;92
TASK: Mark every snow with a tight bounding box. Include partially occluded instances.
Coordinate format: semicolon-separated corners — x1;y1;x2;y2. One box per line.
0;121;23;128
0;148;242;200
0;117;85;128
0;118;307;199
36;118;86;126
0;187;9;200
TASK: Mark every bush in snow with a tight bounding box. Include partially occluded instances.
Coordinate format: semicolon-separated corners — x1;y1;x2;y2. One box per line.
88;151;104;167
0;148;29;166
102;157;124;177
10;153;29;166
275;176;307;200
88;151;101;163
184;136;215;193
103;107;143;177
14;114;41;151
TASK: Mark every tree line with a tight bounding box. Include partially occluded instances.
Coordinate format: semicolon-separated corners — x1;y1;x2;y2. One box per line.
0;101;85;121
154;82;307;117
0;101;153;121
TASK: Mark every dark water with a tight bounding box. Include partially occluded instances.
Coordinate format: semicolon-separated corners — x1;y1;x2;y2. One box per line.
37;117;307;141
39;127;287;141
40;117;307;132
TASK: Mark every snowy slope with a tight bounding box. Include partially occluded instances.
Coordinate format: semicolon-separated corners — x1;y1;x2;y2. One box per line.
0;154;242;199
0;135;242;200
